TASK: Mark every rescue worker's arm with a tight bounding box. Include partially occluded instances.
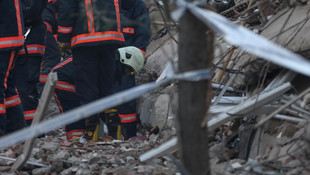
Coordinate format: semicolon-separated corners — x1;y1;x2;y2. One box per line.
42;0;57;33
57;0;76;57
132;0;151;54
57;0;76;43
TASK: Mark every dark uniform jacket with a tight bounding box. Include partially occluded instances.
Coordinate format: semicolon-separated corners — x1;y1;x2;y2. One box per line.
0;0;24;51
18;0;47;57
57;0;125;48
121;0;150;54
42;0;60;34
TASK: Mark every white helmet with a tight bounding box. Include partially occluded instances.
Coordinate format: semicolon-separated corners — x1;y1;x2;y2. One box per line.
118;46;145;73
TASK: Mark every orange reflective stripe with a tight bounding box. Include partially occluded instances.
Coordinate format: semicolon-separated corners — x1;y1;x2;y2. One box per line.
4;51;16;90
0;36;24;49
123;27;135;34
40;75;48;82
0;104;5;114
114;0;121;32
55;81;76;92
52;57;73;72
58;26;73;34
138;49;146;56
54;93;64;113
119;113;137;123
14;0;23;36
5;95;21;108
85;0;95;33
44;21;53;32
18;44;45;55
71;31;124;47
66;129;85;140
24;110;36;120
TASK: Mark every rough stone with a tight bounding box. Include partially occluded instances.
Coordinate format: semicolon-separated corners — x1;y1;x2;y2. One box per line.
155;94;170;130
53;150;70;160
32;167;51;175
41;142;60;152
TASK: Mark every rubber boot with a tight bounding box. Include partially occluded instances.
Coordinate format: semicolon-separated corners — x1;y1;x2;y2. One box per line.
103;109;123;140
83;114;99;142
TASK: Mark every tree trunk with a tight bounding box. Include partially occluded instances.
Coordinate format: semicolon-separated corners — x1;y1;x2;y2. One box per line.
177;3;214;175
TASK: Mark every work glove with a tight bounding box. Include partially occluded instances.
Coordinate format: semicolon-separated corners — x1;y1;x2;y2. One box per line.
59;42;71;58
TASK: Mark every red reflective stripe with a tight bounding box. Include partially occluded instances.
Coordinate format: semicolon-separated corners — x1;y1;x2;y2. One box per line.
55;81;76;92
4;51;15;90
66;129;85;140
58;26;73;34
139;49;146;56
54;93;64;113
24;110;36;114
85;0;95;33
123;27;134;34
54;34;58;42
0;36;24;49
114;0;121;32
14;0;23;36
119;113;136;118
5;95;19;101
52;57;73;72
5;95;21;108
44;21;53;32
119;113;137;123
25;116;34;120
0;104;5;114
120;118;137;123
19;44;45;55
40;75;48;82
71;31;124;47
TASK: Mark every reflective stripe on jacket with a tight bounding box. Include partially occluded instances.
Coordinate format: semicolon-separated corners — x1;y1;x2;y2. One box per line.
0;0;24;51
58;0;125;48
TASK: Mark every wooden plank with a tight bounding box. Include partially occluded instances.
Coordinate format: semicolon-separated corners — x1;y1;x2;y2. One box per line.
177;2;213;174
11;73;57;171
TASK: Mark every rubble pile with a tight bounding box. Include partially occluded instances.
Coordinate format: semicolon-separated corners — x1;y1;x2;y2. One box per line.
0;131;178;175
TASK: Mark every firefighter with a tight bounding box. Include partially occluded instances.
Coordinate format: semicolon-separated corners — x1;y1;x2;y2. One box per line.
57;0;125;142
52;46;145;141
110;0;150;139
13;0;48;126
38;0;61;92
52;56;85;141
0;0;26;136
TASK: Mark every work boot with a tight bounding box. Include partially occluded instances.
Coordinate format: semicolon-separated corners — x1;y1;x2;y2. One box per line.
82;124;99;142
83;115;99;142
103;109;123;140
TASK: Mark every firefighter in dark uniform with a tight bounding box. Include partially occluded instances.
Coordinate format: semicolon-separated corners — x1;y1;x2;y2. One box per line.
14;0;48;126
109;0;150;139
54;0;150;141
52;56;85;140
39;0;61;91
57;0;125;142
0;0;26;136
52;46;145;141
